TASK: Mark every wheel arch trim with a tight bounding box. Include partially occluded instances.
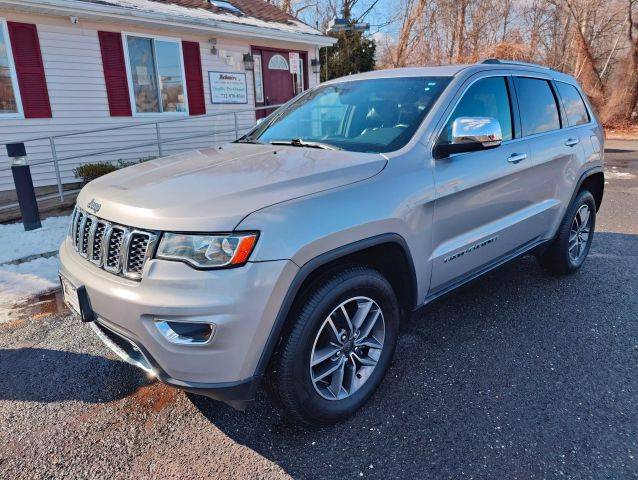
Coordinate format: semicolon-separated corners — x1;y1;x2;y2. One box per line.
252;233;417;379
571;166;604;211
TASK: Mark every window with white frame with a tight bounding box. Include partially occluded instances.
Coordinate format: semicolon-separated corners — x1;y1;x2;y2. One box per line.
253;54;264;103
0;20;22;116
124;34;187;114
295;58;304;94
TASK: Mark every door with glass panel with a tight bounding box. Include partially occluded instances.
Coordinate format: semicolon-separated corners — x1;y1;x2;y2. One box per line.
430;75;534;293
252;48;307;119
512;76;588;240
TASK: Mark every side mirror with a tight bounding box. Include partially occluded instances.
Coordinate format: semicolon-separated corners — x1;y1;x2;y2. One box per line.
434;116;503;158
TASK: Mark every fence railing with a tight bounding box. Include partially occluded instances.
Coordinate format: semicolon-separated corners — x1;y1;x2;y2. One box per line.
0;104;282;212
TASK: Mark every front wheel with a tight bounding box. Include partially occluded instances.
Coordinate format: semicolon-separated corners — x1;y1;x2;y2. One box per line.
537;190;596;274
268;266;399;425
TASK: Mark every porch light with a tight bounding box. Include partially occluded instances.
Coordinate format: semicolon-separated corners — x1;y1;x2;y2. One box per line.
243;53;255;71
311;58;321;74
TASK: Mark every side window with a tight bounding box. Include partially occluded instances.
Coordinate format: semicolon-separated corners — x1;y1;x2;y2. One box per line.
514;77;560;136
441;76;513;143
555;82;590;126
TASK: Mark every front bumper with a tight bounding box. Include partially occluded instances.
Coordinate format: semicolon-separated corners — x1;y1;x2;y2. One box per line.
59;237;298;404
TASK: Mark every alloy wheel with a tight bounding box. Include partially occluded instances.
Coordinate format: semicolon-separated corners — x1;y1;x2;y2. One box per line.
309;296;385;401
568;204;592;263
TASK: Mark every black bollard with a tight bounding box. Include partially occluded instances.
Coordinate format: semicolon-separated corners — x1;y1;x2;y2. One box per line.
7;142;41;231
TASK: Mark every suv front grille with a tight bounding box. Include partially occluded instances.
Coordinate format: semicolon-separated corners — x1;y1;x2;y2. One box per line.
70;207;158;280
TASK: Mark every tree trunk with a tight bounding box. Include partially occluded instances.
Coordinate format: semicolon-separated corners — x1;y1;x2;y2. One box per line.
453;1;467;62
393;0;427;67
601;40;638;125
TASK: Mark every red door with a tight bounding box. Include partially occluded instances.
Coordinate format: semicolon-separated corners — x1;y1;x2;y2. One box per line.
253;48;300;118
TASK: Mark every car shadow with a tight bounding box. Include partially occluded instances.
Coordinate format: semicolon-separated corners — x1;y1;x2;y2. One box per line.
187;232;638;479
0;347;149;403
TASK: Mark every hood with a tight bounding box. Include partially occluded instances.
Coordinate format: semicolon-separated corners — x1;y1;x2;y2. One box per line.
76;143;386;231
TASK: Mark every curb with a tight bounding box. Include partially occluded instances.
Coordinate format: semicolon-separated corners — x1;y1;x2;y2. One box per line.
0;250;59;267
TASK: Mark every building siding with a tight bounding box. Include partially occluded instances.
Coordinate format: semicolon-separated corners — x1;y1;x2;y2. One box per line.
0;10;320;192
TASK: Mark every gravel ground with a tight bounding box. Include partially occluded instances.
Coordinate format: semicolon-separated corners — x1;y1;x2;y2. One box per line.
0;141;636;479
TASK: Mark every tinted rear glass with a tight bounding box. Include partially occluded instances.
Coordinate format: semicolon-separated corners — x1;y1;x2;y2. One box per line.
556;82;590;126
514;77;561;136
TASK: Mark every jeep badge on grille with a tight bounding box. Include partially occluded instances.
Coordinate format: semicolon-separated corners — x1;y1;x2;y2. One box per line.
87;199;101;213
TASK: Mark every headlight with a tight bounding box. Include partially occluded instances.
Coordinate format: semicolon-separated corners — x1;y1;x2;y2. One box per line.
156;232;258;268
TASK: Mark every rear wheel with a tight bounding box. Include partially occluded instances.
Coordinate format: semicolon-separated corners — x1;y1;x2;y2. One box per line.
537;190;596;274
268;266;399;425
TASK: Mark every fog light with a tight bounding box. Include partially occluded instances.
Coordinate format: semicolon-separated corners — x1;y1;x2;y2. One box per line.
155;320;216;345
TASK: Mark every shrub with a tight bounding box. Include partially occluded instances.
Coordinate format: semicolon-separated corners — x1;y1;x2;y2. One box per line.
73;162;119;184
73;156;156;184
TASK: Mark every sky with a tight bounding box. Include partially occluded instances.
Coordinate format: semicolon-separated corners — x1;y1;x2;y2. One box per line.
298;0;401;40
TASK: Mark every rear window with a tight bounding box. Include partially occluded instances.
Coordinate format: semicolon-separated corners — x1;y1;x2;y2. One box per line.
514;77;561;136
556;82;590;126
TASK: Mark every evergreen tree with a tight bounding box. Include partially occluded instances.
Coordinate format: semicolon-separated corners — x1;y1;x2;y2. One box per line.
320;29;376;81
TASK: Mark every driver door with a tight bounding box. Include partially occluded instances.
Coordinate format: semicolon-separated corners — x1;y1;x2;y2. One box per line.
429;75;534;294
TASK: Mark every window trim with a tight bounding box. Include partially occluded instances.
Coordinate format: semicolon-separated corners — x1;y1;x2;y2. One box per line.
122;32;189;117
0;18;24;119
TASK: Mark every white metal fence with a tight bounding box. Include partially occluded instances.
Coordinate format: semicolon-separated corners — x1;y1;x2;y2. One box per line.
0;104;281;212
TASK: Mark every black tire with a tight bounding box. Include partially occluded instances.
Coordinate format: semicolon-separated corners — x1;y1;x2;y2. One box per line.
268;266;400;425
537;189;596;274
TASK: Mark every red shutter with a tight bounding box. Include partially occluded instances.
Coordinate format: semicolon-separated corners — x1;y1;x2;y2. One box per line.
182;41;206;116
98;31;131;117
7;22;51;119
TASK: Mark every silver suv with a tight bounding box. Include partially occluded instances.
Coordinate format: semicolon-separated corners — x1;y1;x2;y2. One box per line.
59;60;604;425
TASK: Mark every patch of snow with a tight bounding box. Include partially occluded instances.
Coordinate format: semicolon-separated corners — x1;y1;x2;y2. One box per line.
0;215;71;264
80;0;323;36
0;256;60;320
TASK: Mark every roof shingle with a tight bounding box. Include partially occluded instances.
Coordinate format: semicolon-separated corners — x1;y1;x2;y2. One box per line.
155;0;298;25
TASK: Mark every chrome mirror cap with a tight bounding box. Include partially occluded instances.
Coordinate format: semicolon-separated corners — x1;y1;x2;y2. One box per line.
451;116;503;147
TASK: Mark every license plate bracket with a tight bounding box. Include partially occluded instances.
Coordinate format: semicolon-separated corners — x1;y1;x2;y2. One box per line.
59;275;95;323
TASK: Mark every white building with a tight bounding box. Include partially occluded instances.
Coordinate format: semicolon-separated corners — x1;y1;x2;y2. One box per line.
0;0;334;195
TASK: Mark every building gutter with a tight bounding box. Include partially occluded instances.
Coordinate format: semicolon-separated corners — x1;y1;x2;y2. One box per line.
0;0;337;47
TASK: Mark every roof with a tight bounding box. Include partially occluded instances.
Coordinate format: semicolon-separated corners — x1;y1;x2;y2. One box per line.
326;62;578;84
0;0;334;45
88;0;323;36
324;65;469;84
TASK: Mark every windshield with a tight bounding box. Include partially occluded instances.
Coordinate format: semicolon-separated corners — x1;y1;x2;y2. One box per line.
243;76;451;154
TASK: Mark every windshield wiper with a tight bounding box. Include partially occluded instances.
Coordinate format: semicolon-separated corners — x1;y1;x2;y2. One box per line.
236;138;264;145
269;139;341;151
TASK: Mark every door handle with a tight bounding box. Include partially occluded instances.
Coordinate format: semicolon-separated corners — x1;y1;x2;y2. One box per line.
507;153;527;164
565;138;580;147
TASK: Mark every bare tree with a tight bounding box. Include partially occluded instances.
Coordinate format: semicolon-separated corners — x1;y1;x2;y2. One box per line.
600;0;638;123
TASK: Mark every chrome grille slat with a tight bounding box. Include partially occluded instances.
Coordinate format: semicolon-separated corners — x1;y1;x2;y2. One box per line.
104;227;124;273
90;222;106;265
70;207;156;281
79;216;91;257
73;210;84;247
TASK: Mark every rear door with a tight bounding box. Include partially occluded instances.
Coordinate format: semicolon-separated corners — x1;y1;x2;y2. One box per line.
511;76;588;239
429;74;535;293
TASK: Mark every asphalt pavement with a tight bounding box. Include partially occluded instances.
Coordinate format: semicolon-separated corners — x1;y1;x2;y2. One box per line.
0;140;636;479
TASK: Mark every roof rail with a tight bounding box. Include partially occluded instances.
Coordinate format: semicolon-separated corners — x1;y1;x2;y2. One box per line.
480;58;552;70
